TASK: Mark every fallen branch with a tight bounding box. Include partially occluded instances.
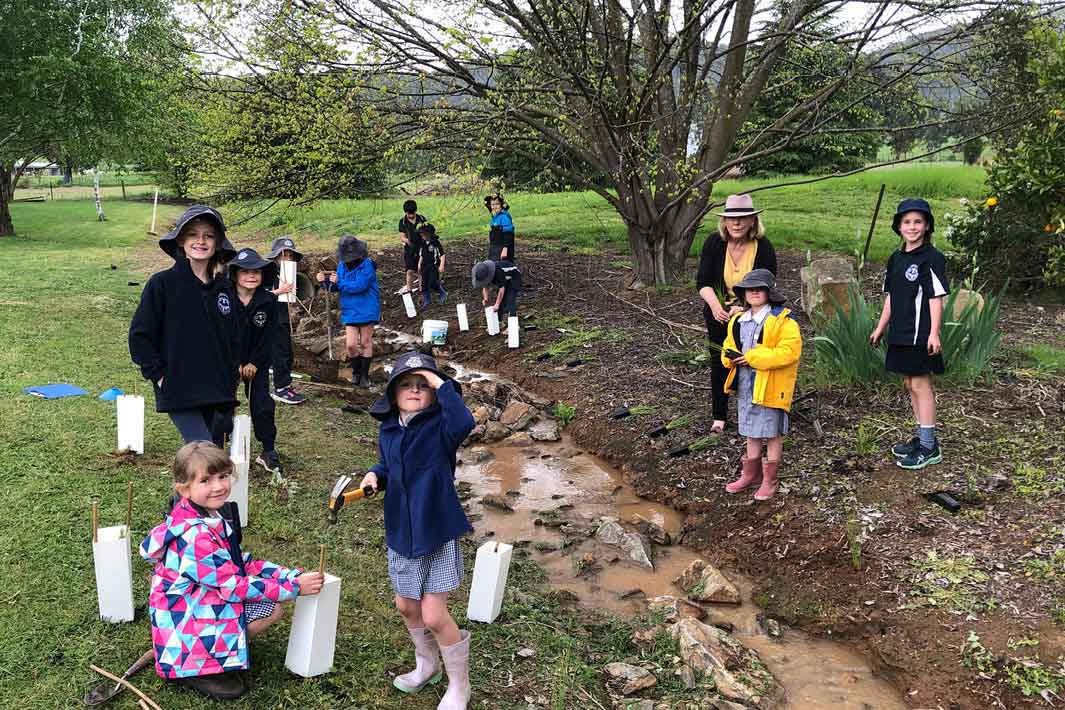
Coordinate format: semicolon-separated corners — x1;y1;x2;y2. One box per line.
594;281;704;334
88;664;162;710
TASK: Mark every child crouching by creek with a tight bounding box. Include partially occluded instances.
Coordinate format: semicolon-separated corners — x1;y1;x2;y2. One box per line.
720;269;802;501
359;352;476;709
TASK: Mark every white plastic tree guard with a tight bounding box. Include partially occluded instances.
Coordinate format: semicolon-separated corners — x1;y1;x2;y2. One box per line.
277;261;297;303
466;541;513;623
456;303;469;331
285;573;341;677
228;414;251;526
485;307;500;336
402;292;417;318
116;395;144;454
93;524;135;623
507;316;519;349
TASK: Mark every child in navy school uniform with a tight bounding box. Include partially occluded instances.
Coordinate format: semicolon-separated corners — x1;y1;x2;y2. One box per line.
359;352;475;709
227;248;285;477
398;199;428;294
265;236;307;405
317;235;381;390
870;198;950;470
417;223;447;308
471;260;522;317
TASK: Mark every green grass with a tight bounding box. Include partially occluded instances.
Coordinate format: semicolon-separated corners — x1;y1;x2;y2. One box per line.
1022;344;1065;373
21;171;155;188
233;163;986;264
0;199;675;708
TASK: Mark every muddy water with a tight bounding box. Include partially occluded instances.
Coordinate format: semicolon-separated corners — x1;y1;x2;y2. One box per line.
457;437;908;710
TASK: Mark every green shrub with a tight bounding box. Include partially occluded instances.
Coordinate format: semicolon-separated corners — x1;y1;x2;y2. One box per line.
551;401;576;428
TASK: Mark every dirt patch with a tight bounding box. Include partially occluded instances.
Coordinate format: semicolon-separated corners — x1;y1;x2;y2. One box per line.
295;242;1065;709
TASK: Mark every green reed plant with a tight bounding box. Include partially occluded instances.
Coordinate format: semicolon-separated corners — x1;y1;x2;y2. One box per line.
812;286;886;386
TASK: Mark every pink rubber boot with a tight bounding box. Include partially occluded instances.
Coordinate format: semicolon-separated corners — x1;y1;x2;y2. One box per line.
754;459;780;501
725;455;762;494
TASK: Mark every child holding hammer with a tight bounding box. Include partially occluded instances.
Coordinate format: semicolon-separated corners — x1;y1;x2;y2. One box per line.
359;352;476;709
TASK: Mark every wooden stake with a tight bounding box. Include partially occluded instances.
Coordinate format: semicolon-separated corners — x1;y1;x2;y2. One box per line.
88;665;162;710
147;187;158;235
125;481;134;532
92;501;98;543
862;184;887;265
319;544;326;575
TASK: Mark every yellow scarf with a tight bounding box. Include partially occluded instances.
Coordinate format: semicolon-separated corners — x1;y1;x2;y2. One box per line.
723;239;759;304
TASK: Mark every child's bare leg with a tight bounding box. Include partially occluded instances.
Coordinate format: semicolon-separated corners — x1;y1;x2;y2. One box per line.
910;375;935;426
359;324;374;358
765;435;784;462
903;376;919;423
421;592;460;646
395;594;424;629
247;604;283;638
345;325;359;359
406;269;417;291
745;437;763;462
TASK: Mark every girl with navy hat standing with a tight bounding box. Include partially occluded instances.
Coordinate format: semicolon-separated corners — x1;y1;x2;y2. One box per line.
129;205;241;446
358;352;476;709
870;198;950;470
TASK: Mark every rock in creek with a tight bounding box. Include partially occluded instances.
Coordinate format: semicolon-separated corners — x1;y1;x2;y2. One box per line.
673;559;740;604
630;513;672;546
648;594;707;622
602;662;657;695
471;405;491;425
595;517;653;569
468;447;494;463
504;431;534;447
671;617;783;708
483;421;510;442
481;494;514;512
528;418;561;442
500;401;537;430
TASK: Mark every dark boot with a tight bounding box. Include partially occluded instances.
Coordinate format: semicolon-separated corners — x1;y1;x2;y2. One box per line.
360;356;373;387
171;672;247;700
351;356;365;390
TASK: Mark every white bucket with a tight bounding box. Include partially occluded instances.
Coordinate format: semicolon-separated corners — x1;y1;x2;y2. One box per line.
422;319;449;345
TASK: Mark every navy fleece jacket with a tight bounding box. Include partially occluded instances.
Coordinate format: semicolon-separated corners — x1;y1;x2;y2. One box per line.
233;287;278;370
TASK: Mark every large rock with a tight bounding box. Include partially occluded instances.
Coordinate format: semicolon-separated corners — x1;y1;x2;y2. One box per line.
500;401;537;430
951;288;985;318
673;560;740;604
596;518;653;569
504;431;534;447
529;419;561;442
602;662;657;695
800;257;857;325
671;618;783;708
483;421;510;442
471;405;491;425
631;514;671;545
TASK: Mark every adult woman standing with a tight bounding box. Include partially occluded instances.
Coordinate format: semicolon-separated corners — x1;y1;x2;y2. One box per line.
695;194;778;433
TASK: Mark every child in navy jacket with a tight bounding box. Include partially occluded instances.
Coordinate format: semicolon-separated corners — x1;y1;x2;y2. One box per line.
317;235;381;390
129;205;240;446
360;352;475;709
228;248;284;478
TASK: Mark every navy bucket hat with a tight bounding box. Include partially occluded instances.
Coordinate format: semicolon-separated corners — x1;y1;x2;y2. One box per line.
336;234;368;263
226;247;278;286
892;198;935;236
368;352;460;421
159;204;237;262
265;236;303;262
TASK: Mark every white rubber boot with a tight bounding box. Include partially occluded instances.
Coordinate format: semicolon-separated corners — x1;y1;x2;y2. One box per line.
437;630;471;710
393;627;442;693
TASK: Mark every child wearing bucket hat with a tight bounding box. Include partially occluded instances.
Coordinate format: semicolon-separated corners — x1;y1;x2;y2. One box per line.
416;223;448;308
129;205;241;447
358;352;476;709
318;235;381;391
265;236;306;405
870;198;949;470
720;269;802;501
228;248;285;477
472;259;522;316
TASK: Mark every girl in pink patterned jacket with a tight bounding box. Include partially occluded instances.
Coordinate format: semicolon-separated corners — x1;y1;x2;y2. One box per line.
140;442;324;699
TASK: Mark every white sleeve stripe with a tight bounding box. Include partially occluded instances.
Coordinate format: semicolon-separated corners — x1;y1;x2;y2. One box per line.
929;269;948;297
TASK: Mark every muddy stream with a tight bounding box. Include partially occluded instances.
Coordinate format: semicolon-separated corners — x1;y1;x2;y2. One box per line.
369;332;907;708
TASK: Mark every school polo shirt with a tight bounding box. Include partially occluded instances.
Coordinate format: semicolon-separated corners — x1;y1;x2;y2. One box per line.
883;242;950;346
398;214;427;253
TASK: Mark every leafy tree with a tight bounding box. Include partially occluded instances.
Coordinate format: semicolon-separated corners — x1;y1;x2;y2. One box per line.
198;0;1063;284
0;0;180;235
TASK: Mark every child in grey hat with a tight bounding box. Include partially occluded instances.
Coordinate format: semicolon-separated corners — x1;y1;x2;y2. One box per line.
265;236;306;404
471;260;522;316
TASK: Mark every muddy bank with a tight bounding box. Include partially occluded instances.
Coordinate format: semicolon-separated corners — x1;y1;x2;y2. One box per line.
289;242;1065;709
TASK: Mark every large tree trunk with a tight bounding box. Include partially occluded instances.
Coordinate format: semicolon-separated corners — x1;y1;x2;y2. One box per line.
627;217;699;287
62;161;74;185
0;167;15;237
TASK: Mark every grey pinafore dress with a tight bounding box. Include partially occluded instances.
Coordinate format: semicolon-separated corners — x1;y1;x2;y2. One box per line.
736;314;789;438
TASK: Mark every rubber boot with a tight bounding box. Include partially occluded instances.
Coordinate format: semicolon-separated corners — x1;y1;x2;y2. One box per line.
171;671;246;699
393;627;443;693
725;455;762;494
437;630;471;710
360;355;373;388
754;459;780;501
350;356;364;390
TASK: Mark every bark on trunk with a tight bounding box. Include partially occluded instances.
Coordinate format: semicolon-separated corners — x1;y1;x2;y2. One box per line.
62;162;73;185
0;168;15;236
627;219;698;286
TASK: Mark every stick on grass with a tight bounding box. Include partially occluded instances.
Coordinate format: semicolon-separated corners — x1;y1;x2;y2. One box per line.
125;481;134;533
319;544;326;575
88;665;162;710
92;501;98;543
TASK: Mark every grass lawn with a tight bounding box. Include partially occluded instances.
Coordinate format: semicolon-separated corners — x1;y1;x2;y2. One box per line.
230;163;986;264
0;200;672;709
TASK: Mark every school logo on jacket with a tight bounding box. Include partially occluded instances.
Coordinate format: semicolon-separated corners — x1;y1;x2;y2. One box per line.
253;311;267;327
905;264;919;282
217;293;231;315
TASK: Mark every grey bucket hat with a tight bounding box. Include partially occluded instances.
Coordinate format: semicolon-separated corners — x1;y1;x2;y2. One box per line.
732;268;786;305
336;234;368;263
265;236;303;262
471;260;496;288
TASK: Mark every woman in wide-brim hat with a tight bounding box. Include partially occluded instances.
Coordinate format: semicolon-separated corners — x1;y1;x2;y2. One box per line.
695;194;779;433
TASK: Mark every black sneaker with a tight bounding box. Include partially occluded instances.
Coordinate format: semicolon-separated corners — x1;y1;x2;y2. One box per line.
256;450;283;476
897;441;942;470
271;386;306;405
891;436;920;459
